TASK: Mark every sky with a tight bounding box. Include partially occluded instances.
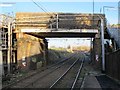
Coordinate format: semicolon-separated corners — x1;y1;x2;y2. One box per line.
0;1;119;48
47;38;91;48
1;2;119;24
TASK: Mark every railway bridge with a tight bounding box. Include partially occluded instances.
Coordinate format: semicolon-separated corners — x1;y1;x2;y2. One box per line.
1;12;120;89
15;12;110;72
0;12;113;75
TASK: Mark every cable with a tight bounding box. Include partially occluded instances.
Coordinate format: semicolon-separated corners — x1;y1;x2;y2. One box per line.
36;1;50;13
31;0;57;27
31;0;51;16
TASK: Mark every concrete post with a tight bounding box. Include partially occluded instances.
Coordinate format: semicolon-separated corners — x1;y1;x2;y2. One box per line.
101;18;105;72
8;22;12;74
90;38;93;62
56;14;58;30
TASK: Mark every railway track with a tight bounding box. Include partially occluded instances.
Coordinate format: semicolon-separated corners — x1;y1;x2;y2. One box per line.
4;52;85;89
3;53;78;88
50;53;85;89
3;53;75;88
71;57;84;89
24;53;80;88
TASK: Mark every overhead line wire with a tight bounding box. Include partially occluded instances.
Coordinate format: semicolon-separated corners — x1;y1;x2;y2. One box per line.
31;0;56;16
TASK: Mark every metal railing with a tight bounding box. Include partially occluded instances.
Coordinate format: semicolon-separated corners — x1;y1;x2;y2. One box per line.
0;28;8;50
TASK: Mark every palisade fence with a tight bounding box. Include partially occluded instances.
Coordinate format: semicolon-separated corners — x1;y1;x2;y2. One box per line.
105;49;120;81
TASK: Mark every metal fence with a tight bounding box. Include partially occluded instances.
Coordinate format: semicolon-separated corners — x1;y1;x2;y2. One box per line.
105;49;120;81
0;14;13;27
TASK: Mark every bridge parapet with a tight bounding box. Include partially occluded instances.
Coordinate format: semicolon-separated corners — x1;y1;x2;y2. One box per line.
15;12;106;33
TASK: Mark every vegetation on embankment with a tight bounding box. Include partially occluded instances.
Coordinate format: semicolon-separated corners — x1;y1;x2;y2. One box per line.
48;48;72;64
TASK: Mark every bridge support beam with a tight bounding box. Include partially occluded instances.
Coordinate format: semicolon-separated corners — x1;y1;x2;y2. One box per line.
92;38;101;69
93;17;105;72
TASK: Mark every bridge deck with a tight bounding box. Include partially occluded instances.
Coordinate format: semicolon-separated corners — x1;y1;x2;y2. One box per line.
20;28;98;38
15;12;107;38
16;13;106;30
26;32;97;38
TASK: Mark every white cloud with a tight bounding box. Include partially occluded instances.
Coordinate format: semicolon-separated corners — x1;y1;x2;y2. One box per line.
0;4;13;7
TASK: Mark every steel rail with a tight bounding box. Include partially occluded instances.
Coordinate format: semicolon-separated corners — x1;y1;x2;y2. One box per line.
24;54;78;88
3;53;76;88
49;57;80;89
71;57;84;90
